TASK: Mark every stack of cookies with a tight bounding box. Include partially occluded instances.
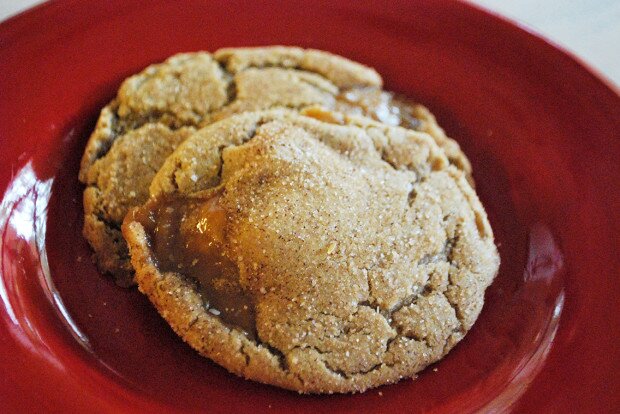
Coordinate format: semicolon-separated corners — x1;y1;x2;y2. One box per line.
79;47;499;394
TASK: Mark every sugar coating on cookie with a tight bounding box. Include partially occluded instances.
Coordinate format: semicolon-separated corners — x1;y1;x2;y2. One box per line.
123;109;499;393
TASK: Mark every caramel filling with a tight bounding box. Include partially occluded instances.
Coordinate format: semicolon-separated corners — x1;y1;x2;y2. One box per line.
131;192;256;339
335;87;423;130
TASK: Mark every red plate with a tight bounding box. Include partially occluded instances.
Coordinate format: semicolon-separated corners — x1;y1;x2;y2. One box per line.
1;1;618;412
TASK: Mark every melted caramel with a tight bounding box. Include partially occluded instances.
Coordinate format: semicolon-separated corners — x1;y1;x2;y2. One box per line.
336;87;423;130
131;191;256;339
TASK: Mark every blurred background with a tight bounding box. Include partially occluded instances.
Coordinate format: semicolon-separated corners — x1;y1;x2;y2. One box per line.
1;0;618;86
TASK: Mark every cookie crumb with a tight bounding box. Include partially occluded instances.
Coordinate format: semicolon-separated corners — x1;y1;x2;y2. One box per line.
326;241;338;254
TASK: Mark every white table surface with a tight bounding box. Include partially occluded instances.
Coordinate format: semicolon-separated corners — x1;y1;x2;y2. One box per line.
1;0;619;86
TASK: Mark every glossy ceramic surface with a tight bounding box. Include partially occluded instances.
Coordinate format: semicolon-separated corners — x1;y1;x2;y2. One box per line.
0;1;618;412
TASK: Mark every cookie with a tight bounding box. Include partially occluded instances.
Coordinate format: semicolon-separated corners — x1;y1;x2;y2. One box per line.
80;47;471;285
122;109;499;393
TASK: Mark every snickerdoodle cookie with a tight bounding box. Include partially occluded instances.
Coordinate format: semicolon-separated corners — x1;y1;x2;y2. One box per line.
122;109;498;393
